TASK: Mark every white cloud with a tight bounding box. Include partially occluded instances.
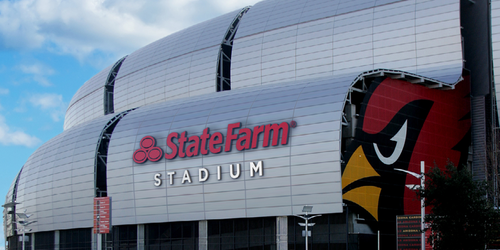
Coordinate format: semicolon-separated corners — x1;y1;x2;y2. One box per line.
18;63;55;86
19;64;55;75
28;93;67;122
0;0;260;64
0;88;8;95
0;114;41;147
209;0;259;13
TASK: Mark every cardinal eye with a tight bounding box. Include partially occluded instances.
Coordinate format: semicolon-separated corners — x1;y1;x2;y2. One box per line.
373;120;407;165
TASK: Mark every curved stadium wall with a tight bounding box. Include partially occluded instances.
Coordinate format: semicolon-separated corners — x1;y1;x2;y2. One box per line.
4;0;494;249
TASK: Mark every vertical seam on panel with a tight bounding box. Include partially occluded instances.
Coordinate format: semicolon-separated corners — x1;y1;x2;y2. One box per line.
289;83;309;215
372;6;375;70
188;53;193;97
242;89;266;217
295;2;304;82
201;99;220;220
131;109;140;222
414;0;418;74
164;107;181;221
333;0;342;75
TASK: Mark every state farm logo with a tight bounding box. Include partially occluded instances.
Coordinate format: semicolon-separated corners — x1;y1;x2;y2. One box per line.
133;136;163;163
133;121;297;164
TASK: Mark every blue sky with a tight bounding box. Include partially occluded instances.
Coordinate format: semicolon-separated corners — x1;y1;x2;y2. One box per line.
0;0;259;247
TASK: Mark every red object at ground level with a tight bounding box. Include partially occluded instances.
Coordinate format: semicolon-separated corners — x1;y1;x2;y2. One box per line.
93;197;111;234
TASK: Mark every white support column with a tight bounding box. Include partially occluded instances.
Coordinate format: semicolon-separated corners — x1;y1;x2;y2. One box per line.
91;233;95;250
199;221;208;250
31;233;35;250
91;231;100;250
137;224;145;250
54;231;60;250
276;216;287;250
97;234;102;250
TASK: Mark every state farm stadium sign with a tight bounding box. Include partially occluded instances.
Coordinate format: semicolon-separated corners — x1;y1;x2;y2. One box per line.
132;121;297;186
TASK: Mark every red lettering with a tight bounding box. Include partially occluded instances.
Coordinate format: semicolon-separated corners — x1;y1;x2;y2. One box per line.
263;122;290;147
165;132;179;159
142;121;295;163
209;132;224;154
200;128;210;155
178;131;188;158
225;122;241;152
236;128;252;151
186;135;200;157
251;125;265;149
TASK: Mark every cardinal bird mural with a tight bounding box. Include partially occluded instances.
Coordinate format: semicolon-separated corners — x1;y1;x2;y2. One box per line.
341;76;470;245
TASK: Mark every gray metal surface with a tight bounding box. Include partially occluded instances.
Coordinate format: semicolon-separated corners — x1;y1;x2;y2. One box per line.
492;0;500;121
232;0;463;89
13;115;114;232
4;0;473;235
64;0;464;130
112;9;244;114
107;75;348;226
64;65;113;130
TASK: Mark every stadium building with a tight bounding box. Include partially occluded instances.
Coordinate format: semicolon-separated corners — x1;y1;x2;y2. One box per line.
3;0;500;249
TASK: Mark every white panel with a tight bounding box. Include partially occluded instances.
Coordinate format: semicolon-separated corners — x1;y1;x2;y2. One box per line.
232;0;463;90
64;65;112;130
107;74;350;226
13;115;114;233
112;10;242;113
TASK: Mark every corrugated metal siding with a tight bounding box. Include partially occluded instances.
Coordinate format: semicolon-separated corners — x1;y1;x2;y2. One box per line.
64;0;465;131
231;0;463;89
8;0;475;234
112;9;244;114
14;116;114;232
64;65;113;130
107;75;349;225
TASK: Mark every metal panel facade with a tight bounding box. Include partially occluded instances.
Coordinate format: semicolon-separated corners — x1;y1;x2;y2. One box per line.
64;0;465;131
232;0;463;89
4;0;481;239
492;0;500;121
64;65;113;130
107;75;347;226
13;116;113;232
113;10;243;114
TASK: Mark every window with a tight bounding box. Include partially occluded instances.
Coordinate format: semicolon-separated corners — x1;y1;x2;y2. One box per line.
208;217;275;250
145;221;198;250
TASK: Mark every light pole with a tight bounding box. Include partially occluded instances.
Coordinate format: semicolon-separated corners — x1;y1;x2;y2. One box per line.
1;203;36;250
295;205;321;250
1;202;19;250
395;161;425;250
16;212;37;250
1;202;19;209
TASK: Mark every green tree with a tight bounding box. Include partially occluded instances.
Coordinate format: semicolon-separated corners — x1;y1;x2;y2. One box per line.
420;163;500;250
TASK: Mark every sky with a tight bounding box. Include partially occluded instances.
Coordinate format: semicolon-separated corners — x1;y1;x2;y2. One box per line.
0;0;260;247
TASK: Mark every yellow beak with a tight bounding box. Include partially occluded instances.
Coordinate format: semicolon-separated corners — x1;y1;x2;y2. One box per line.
342;146;382;221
